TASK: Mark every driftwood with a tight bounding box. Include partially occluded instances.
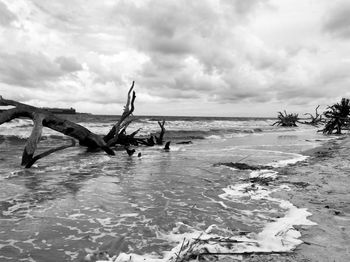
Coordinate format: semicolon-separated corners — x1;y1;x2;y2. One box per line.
104;81;136;146
0;96;115;167
164;141;171;150
0;82;170;167
303;105;324;126
25;139;76;168
322;98;350;134
272;110;299;127
80;236;127;262
176;141;192;144
214;162;273;170
155;120;166;145
172;236;289;262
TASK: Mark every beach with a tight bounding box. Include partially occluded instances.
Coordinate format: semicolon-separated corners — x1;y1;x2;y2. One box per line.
242;136;350;262
0;116;349;262
2;0;350;261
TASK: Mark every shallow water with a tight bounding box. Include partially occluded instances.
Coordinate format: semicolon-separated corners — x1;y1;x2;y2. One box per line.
0;117;329;261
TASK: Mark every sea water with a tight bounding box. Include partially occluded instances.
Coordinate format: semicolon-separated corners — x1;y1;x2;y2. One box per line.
0;116;332;261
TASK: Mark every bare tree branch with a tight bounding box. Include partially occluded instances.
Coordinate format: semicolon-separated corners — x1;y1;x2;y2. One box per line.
105;81;136;146
155;120;166;145
22;113;45;166
0;96;115;167
25;139;76;168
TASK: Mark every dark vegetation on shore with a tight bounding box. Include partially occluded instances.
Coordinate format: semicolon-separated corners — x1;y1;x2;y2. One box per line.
322;98;350;134
273;98;350;135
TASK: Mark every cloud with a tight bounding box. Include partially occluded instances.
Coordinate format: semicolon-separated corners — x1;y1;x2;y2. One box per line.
224;0;270;15
0;0;350;116
0;51;85;89
55;56;82;72
0;1;16;26
323;1;350;38
107;0;279;104
0;52;63;86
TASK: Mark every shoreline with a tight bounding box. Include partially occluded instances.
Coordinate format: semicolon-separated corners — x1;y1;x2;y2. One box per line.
242;135;350;262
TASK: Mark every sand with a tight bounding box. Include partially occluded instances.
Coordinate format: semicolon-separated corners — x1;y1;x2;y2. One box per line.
239;136;350;262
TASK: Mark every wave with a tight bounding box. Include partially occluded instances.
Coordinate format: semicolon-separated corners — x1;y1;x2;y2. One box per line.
0;127;273;145
0;134;75;144
164;128;265;141
0;135;28;144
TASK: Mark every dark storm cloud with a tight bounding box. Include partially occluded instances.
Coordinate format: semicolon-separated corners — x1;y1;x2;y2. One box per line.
323;2;350;38
55;56;83;72
222;0;270;15
0;52;79;87
113;0;268;57
274;85;324;100
109;0;276;104
0;1;17;26
2;0;349;115
114;0;217;55
210;83;272;103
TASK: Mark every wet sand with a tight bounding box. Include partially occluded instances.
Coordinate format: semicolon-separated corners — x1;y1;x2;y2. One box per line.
241;136;350;262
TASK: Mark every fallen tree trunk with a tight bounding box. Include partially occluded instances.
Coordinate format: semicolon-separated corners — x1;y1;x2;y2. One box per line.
0;96;115;167
0;82;171;167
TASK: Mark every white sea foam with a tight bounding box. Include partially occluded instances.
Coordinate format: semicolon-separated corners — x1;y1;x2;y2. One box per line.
88;149;315;262
205;135;222;140
250;169;278;179
223;133;250;138
97;180;315;262
268;154;308;168
165;145;185;152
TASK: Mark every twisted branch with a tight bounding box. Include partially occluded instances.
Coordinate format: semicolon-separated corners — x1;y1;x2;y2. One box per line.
104;81;136;146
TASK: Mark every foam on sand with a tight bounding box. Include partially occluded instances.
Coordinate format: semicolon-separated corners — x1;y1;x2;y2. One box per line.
268;154;308;168
84;153;315;262
91;192;315;261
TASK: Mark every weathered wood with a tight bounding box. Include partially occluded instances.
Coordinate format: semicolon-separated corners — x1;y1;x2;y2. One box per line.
272;110;299;127
21;113;45;166
0;97;113;154
0;96;115;167
164;141;170;150
0;82;173;166
129;128;141;138
104;81;136;146
155;120;166;145
176;141;192;144
125;147;135;156
25;139;76;168
322;98;350;134
303;105;324;126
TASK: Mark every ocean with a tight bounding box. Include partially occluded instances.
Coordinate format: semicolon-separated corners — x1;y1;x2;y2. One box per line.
0;115;332;261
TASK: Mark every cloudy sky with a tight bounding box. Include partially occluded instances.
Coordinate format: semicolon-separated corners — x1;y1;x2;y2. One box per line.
0;0;350;116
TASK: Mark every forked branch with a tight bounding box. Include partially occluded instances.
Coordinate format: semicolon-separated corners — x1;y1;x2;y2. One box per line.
303;105;323;126
25;139;76;168
0;96;114;167
104;81;136;146
155;120;166;145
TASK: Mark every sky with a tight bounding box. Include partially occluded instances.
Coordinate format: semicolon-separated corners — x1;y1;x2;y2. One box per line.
0;0;350;117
